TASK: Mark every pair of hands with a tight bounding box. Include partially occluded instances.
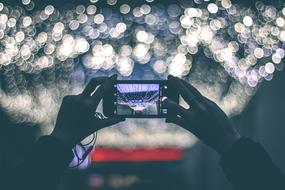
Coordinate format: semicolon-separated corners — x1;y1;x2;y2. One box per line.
51;75;240;154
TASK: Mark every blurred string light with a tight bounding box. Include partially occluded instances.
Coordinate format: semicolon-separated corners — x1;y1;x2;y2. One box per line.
180;1;285;87
0;1;282;83
0;0;284;147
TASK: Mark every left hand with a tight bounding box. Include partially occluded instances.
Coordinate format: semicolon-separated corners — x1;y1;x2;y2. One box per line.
51;75;125;148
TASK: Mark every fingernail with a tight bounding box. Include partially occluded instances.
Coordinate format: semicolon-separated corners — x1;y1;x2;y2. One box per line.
168;75;174;79
110;74;117;79
110;74;117;81
162;97;169;107
165;118;172;123
118;117;126;122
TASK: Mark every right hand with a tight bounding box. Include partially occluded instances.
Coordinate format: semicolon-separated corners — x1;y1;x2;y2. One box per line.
164;76;241;154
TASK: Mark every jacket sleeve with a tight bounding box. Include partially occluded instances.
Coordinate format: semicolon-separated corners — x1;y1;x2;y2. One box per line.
220;137;285;190
5;136;74;190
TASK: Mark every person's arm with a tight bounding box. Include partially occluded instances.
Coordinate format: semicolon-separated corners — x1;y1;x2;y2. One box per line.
164;75;285;190
6;136;73;190
3;75;124;190
220;137;285;190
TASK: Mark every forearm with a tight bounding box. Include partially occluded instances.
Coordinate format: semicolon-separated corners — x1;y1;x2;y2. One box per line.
6;136;73;190
220;137;285;190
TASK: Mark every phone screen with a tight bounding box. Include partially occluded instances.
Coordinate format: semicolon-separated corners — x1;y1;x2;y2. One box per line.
115;83;167;116
103;80;178;118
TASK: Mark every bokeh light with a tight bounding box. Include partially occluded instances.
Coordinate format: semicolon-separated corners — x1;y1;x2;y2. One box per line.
0;0;284;148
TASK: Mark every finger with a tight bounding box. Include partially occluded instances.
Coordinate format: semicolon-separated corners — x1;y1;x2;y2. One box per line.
165;109;201;139
202;97;217;108
82;77;108;97
99;117;126;129
168;76;208;111
163;98;189;118
181;81;216;110
179;79;203;98
91;75;117;108
166;115;198;135
166;117;186;127
168;76;199;106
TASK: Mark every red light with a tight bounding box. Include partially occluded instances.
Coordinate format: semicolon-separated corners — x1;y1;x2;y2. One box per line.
91;147;184;162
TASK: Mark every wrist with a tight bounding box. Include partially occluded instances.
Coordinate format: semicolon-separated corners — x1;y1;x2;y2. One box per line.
50;132;76;149
217;134;241;155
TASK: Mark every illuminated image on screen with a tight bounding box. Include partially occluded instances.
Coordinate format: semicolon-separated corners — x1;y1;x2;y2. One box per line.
116;84;160;116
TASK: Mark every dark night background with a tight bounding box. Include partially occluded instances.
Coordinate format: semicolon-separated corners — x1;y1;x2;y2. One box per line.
1;0;285;190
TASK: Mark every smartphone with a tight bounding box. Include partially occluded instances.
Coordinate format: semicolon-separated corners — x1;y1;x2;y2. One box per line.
103;80;179;118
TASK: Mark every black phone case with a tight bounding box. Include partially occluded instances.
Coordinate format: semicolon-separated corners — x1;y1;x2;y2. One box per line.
103;80;179;118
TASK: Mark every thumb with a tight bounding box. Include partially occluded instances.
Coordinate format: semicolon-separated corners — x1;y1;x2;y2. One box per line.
166;116;198;136
99;117;126;129
163;98;189;118
166;117;186;127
